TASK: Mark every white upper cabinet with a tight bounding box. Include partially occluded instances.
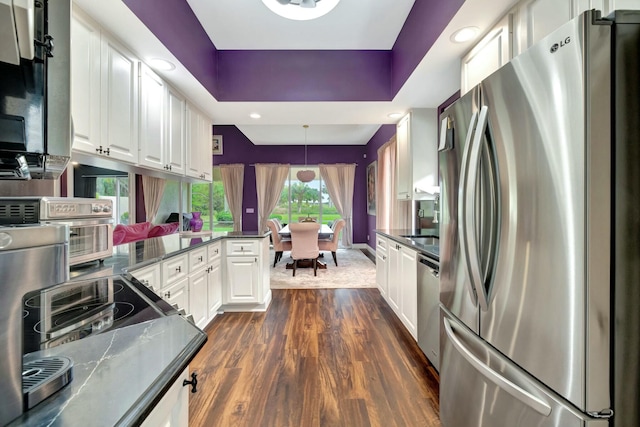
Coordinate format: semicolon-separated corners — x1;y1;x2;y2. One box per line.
70;11;101;154
186;102;212;182
138;63;166;170
461;14;513;95
514;0;573;55
166;86;186;175
100;36;139;163
396;109;439;200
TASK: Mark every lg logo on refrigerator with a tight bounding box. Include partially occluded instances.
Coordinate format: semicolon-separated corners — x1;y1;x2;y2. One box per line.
550;36;571;53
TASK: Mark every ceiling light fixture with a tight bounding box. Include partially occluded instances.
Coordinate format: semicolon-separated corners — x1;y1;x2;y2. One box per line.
249;113;261;119
148;58;176;71
296;125;316;182
261;0;340;21
388;112;403;119
450;26;480;43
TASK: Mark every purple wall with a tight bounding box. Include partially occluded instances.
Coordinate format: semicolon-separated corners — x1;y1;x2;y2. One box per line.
217;50;392;101
391;0;465;94
213;125;369;243
124;1;465;103
123;0;219;99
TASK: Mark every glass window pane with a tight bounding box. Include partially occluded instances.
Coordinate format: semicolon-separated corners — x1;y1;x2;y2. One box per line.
211;167;232;231
96;176;129;225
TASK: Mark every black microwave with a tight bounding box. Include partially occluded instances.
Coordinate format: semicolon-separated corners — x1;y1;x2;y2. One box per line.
0;0;71;180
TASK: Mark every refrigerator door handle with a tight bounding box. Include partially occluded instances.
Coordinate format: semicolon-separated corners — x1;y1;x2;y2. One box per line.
465;105;490;311
443;318;552;416
457;111;479;305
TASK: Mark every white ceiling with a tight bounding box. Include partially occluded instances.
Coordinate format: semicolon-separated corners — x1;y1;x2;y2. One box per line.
73;0;521;145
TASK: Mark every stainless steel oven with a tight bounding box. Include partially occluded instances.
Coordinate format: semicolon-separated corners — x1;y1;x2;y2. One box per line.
0;197;114;266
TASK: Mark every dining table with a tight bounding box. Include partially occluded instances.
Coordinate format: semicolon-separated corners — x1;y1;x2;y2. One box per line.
277;223;334;270
277;223;334;240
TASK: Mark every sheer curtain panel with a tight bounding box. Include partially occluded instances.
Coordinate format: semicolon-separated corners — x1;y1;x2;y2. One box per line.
255;164;290;233
377;136;410;230
319;163;356;247
220;164;245;232
141;175;166;223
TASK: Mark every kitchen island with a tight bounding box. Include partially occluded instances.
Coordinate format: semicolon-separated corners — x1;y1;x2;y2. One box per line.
10;230;270;426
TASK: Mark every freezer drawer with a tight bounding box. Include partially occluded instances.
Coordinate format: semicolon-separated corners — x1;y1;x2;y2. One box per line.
439;309;608;427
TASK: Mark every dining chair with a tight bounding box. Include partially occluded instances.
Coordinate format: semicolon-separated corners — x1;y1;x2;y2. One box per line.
267;220;292;267
318;218;345;266
289;222;321;276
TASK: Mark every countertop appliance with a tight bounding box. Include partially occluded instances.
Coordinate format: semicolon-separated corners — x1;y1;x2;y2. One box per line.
438;10;639;427
0;197;114;266
0;224;70;426
0;0;71;179
417;253;439;370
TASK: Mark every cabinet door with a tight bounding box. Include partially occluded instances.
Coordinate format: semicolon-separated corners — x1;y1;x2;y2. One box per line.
461;14;513;95
139;63;166;170
199;113;212;182
163;277;189;312
515;0;573;55
71;12;101;154
100;36;138;163
207;261;222;321
188;247;207;273
140;366;189;427
387;243;401;313
611;0;640;10
185;103;201;179
189;269;208;329
225;256;260;303
400;247;418;339
396;114;411;200
166;86;186;175
376;248;388;298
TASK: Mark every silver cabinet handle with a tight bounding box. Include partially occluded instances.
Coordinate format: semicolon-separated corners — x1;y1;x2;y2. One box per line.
164;291;171;299
443;318;551;416
198;256;203;262
176;266;181;273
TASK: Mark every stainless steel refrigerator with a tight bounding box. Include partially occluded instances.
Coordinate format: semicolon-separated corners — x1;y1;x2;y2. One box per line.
438;10;640;427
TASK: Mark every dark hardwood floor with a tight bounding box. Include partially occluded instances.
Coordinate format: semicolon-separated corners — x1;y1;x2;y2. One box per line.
189;289;441;427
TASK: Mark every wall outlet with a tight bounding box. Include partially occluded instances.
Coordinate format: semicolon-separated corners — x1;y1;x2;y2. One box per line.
367;234;370;241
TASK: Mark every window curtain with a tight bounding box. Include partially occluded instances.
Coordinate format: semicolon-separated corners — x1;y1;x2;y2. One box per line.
255;163;290;233
377;136;411;230
220;164;244;232
319;163;356;247
141;175;166;223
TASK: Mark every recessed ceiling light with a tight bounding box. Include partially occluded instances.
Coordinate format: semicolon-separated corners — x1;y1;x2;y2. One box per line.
148;58;176;71
250;113;262;119
261;0;340;21
388;112;403;119
450;26;479;43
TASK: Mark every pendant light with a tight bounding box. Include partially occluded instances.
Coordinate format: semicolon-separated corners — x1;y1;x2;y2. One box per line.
296;125;316;182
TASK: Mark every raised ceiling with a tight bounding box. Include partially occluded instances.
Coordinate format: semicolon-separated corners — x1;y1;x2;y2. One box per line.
73;0;521;145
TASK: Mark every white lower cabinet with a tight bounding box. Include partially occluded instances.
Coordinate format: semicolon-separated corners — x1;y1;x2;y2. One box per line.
207;260;222;320
162;277;189;313
377;233;419;340
141;366;190;427
131;263;161;291
188;269;208;328
223;238;271;310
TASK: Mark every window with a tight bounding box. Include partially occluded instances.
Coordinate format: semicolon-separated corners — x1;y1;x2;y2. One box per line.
272;166;338;226
189;167;231;232
96;177;130;225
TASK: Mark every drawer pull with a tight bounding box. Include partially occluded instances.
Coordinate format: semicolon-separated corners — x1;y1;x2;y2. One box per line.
164;291;171;299
176;266;181;273
198;256;203;262
183;372;198;393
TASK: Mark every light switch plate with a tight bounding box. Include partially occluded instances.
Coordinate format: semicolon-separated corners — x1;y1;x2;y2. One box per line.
246;208;254;213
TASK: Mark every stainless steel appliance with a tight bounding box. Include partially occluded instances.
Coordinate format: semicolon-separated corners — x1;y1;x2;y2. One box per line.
438;10;639;427
0;224;70;426
417;253;439;370
0;0;71;179
0;197;114;265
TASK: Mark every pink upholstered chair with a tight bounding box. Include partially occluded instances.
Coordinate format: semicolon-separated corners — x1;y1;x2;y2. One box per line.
289;222;321;276
267;220;292;267
319;219;345;266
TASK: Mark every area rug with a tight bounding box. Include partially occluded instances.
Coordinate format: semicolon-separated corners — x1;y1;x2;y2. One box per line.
269;248;377;289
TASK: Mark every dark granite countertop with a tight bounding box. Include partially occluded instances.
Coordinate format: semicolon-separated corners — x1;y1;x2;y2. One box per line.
70;230;270;280
375;228;440;261
10;280;207;427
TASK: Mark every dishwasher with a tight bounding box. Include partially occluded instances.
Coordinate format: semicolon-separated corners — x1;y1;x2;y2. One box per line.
417;253;440;371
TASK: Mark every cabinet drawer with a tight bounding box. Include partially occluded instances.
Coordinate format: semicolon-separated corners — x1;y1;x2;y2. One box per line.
208;241;221;263
226;240;259;256
161;253;188;287
189;247;207;272
130;263;161;290
376;235;388;252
